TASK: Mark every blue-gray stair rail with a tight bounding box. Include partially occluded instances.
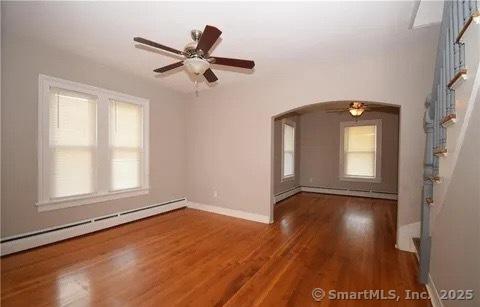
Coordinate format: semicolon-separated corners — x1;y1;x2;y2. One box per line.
419;0;478;284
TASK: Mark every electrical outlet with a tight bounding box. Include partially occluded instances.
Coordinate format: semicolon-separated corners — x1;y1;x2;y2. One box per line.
213;190;218;198
309;178;313;183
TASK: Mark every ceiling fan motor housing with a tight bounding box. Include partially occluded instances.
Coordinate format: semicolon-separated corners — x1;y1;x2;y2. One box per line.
184;42;198;57
184;29;204;57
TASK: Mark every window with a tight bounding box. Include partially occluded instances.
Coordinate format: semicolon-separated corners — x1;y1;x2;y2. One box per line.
109;100;143;191
339;120;382;182
282;120;295;180
38;75;149;211
48;88;97;198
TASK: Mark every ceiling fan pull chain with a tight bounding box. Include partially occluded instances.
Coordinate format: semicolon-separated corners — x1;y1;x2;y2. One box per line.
194;80;199;97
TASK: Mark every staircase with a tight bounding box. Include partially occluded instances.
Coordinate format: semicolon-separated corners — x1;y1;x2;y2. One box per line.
419;0;480;284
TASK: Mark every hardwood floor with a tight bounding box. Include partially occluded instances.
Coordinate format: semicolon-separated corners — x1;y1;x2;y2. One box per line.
1;193;429;306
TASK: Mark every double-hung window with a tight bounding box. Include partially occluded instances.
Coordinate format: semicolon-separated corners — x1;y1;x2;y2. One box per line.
48;88;97;199
109;100;144;191
339;120;382;182
38;75;149;211
281;120;296;180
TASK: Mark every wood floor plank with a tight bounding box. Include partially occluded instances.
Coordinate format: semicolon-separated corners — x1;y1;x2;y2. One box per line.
1;193;430;306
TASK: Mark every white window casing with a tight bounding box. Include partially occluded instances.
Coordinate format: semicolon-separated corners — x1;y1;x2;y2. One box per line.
339;119;382;183
281;119;296;181
38;74;149;211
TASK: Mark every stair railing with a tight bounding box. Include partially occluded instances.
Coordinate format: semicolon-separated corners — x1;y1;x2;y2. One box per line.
420;0;479;284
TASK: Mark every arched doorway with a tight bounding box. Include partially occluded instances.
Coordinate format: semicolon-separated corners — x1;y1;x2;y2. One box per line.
269;100;401;235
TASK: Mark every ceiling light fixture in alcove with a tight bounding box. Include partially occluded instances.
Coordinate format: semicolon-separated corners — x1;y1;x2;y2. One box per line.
326;102;397;118
348;102;366;117
133;25;255;96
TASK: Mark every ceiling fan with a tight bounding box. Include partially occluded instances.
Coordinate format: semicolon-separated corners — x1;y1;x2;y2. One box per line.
133;25;255;83
326;102;398;117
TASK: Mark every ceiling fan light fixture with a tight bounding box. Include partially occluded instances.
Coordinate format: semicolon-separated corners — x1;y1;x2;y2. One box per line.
349;108;365;117
184;57;210;76
348;102;365;117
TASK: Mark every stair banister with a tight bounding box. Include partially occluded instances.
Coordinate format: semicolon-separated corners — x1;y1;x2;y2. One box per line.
419;0;478;284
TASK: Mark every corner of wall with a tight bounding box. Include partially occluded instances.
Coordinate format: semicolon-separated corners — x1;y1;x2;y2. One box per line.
397;221;420;252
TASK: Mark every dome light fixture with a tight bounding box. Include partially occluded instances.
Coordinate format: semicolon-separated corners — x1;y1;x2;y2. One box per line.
183;57;210;76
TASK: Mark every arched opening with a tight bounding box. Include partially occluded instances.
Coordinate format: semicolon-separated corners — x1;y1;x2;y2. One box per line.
269;100;401;232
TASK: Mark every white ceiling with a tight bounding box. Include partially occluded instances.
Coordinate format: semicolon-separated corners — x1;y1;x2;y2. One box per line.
411;0;444;29
3;1;434;93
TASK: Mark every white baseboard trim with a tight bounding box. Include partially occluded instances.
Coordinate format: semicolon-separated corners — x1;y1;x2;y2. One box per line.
0;198;187;256
396;221;420;252
274;186;301;203
187;201;270;224
426;274;443;307
300;186;398;200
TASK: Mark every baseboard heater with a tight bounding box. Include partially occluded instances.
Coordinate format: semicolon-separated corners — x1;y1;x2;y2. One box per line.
0;198;187;256
274;186;397;203
274;186;302;203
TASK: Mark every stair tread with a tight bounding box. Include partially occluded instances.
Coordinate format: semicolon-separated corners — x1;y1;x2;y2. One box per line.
455;10;480;43
447;69;467;89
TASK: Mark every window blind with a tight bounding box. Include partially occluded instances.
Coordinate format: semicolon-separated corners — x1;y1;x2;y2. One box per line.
109;100;143;191
344;125;376;178
48;88;97;198
283;123;295;177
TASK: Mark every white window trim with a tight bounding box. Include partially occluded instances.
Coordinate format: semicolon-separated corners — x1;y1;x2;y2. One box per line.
281;118;296;181
37;74;150;211
339;119;382;183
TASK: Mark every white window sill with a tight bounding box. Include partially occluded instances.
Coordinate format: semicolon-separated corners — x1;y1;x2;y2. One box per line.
281;175;295;182
36;188;149;212
339;176;382;183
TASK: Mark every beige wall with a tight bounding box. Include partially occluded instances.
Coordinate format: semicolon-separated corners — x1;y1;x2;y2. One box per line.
1;15;439;244
273;115;301;195
429;98;480;307
299;110;399;193
186;27;438;238
1;35;188;237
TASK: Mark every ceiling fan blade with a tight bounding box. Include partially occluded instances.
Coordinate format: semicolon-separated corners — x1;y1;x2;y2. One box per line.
203;69;218;83
196;25;222;54
326;109;347;113
134;37;184;55
367;105;396;109
153;61;184;73
366;106;399;113
211;57;255;69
